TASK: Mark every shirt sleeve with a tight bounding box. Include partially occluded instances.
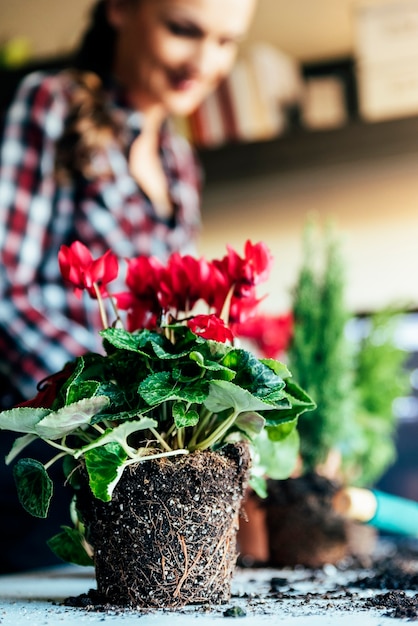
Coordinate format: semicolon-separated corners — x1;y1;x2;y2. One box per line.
0;72;99;399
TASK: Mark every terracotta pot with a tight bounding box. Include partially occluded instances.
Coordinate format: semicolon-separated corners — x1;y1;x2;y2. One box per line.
76;443;250;608
237;488;269;566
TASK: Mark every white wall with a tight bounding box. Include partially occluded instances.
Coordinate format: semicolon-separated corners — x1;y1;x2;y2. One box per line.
0;0;94;59
0;0;373;61
2;0;418;315
198;151;418;315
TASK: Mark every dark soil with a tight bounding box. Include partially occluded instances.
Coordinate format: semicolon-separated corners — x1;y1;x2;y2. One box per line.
62;464;418;619
264;473;376;568
75;443;250;609
350;560;418;591
365;591;418;619
340;551;418;618
63;540;418;619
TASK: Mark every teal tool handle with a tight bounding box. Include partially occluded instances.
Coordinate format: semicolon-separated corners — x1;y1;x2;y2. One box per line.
369;490;418;537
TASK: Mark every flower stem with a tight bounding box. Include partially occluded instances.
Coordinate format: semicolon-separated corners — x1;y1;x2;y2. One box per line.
191;410;238;451
149;427;172;452
188;407;213;448
219;283;235;325
109;294;124;329
43;439;74;455
177;427;184;449
44;451;67;471
93;282;109;329
125;448;189;466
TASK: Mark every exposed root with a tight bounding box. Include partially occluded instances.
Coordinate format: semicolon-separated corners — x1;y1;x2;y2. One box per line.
76;443;250;608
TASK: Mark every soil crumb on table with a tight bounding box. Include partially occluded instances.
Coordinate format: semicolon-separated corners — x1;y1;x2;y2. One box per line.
365;591;418;619
62;536;418;620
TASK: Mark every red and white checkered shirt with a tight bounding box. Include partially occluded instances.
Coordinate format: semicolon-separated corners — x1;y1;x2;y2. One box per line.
0;70;202;399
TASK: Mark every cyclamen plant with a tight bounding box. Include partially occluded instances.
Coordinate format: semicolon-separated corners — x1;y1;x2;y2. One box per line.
0;240;314;564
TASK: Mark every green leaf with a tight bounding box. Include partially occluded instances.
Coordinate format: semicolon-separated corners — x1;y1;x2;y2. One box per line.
249;474;267;499
262;381;316;423
66;380;100;405
223;606;247;618
139;372;177;405
285;379;316;410
264;410;296;427
139;372;208;406
0;407;51;434
221;349;286;399
100;327;154;354
189;350;236;380
92;407;152;424
151;339;196;360
5;433;37;464
204;380;277;414
62;456;83;490
260;359;292;379
101;328;172;363
266;420;297;442
259;388;289;405
47;526;93;566
35;396;110;439
84;442;128;502
253;429;300;480
177;381;209;404
76;417;158;458
235;411;265;439
56;354;107;408
13;458;53;518
173;402;200;429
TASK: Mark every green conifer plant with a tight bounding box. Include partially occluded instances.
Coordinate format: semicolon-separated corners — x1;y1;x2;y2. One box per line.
287;222;355;473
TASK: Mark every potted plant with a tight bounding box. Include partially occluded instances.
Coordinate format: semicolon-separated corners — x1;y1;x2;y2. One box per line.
341;308;408;488
238;223;409;568
0;240;314;608
237;224;354;567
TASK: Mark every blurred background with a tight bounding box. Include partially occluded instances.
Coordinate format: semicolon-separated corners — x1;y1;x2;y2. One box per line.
1;0;418;501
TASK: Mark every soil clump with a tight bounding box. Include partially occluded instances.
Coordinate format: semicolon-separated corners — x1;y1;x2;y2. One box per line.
264;473;375;567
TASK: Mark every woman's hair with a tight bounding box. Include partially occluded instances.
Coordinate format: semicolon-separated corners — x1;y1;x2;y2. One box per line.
73;0;117;78
56;1;121;181
55;71;118;182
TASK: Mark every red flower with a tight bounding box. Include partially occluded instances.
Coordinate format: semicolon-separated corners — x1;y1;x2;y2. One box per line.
229;288;263;325
114;256;165;331
210;241;273;322
235;312;293;359
58;241;118;299
243;240;273;285
158;254;213;313
187;314;234;343
214;240;273;297
203;262;233;314
124;256;165;301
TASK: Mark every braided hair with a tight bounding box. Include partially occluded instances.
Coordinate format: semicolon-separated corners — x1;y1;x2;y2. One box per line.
56;0;129;180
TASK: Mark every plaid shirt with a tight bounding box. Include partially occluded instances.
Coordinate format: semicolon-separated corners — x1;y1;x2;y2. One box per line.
0;71;202;400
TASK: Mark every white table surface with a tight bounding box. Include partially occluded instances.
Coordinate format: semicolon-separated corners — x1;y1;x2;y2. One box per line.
0;556;414;626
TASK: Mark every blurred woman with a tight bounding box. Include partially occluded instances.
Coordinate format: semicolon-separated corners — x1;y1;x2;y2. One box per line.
0;0;257;571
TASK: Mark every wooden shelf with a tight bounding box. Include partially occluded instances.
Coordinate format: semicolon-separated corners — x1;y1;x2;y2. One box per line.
3;57;418;188
197;114;418;185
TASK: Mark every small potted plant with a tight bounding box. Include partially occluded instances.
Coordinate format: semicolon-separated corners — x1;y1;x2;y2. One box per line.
237;223;353;567
241;224;409;568
0;240;314;608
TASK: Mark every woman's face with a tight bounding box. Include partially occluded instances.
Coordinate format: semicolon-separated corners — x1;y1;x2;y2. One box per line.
108;0;257;117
